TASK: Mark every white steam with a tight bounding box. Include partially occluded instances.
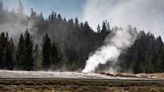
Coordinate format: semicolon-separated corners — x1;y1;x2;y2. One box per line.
0;0;36;41
83;0;164;40
82;28;137;73
0;16;35;38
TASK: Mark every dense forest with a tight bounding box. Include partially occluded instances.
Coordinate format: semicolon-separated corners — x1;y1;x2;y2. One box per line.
0;1;163;73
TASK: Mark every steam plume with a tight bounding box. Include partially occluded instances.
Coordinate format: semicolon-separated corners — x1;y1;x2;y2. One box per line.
82;28;137;73
0;0;36;42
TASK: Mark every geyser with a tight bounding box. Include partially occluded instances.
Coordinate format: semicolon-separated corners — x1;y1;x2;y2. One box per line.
82;28;137;73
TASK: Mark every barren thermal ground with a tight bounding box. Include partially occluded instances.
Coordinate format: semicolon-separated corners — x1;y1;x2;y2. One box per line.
0;70;164;80
0;70;156;80
0;70;164;92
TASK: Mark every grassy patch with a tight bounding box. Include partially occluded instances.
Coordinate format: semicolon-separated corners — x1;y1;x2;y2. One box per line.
0;78;163;92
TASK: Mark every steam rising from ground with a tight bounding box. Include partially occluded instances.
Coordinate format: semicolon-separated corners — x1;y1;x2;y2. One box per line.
83;0;164;40
82;28;137;73
0;0;36;42
0;70;148;80
0;16;35;39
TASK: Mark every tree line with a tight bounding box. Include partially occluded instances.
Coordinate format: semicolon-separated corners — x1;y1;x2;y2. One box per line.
0;30;62;71
119;31;164;73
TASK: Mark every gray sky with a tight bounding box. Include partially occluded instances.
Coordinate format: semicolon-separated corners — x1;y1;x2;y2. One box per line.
83;0;164;40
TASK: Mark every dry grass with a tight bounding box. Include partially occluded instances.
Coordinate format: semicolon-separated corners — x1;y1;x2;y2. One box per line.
0;78;163;92
136;73;164;79
99;72;164;79
1;86;164;92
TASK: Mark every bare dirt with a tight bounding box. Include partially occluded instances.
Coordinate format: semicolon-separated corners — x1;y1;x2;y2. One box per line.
0;70;158;80
0;70;164;92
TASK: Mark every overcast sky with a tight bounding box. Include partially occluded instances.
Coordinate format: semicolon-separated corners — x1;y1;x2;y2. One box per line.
2;0;164;40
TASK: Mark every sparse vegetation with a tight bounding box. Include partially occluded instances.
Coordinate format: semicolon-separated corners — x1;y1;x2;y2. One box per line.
0;79;163;92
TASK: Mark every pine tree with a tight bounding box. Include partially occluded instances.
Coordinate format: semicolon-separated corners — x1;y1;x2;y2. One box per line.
16;30;34;70
102;21;107;33
34;45;41;70
97;25;101;33
16;34;25;70
42;33;51;70
50;42;63;70
5;38;15;70
0;33;6;69
24;30;34;70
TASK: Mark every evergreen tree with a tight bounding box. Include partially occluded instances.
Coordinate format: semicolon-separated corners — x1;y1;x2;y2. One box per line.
5;38;15;70
16;34;25;70
50;42;63;70
42;33;51;70
102;21;107;33
0;33;6;69
34;45;41;70
16;30;34;70
23;30;34;70
97;25;101;33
